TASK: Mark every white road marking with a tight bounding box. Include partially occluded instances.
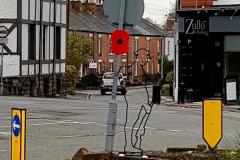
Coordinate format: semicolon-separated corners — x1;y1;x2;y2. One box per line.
0;131;10;135
29;120;99;126
0;126;10;128
0;150;10;152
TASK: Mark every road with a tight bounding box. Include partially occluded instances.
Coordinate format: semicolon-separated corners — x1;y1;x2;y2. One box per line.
0;87;240;160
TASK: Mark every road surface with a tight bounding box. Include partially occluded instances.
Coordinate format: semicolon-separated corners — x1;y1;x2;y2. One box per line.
0;87;239;160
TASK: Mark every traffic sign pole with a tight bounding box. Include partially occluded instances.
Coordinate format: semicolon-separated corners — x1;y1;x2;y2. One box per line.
11;108;26;160
203;99;223;151
0;26;8;96
105;0;126;152
0;44;4;96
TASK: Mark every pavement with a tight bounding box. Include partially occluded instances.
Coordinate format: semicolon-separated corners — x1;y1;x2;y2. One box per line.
75;87;240;113
161;97;240;113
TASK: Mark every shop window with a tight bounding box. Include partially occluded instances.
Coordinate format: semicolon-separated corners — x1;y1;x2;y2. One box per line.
224;35;240;52
225;53;240;76
224;35;240;77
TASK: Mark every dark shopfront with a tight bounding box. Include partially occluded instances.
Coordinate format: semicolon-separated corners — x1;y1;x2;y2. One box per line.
177;8;240;103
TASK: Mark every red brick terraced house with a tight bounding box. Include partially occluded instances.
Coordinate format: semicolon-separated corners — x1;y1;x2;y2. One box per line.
68;0;173;83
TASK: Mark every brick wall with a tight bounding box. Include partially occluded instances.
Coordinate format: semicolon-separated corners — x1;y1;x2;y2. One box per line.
81;32;165;82
181;0;214;8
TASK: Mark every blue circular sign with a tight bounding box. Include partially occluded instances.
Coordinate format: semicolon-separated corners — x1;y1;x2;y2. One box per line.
12;115;20;137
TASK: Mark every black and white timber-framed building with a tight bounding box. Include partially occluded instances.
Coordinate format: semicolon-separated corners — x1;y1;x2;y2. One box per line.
0;0;67;96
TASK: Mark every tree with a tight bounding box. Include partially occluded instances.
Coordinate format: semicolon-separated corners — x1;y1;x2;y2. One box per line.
158;55;174;84
161;0;177;31
67;32;93;72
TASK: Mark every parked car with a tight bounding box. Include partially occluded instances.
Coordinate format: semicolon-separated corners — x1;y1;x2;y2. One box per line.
100;72;127;95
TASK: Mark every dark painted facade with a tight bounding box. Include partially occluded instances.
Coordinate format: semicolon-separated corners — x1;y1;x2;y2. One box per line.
176;5;240;103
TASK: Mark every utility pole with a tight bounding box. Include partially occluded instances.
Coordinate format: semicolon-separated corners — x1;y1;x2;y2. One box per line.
161;39;164;80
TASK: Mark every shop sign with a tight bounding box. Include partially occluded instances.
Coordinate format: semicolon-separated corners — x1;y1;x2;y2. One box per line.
185;18;209;35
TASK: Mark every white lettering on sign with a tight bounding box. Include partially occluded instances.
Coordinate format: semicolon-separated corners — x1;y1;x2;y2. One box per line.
185;19;208;35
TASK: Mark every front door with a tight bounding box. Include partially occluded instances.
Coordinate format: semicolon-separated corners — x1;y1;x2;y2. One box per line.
193;34;223;100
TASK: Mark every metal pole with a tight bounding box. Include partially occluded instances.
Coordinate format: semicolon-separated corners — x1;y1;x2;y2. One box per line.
105;0;126;152
0;44;3;96
161;39;164;80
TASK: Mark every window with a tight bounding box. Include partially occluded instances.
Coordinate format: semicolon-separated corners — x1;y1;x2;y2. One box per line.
109;59;114;71
157;39;160;53
98;34;102;55
135;61;138;77
56;27;61;59
224;35;240;52
147;39;150;73
168;41;170;56
109;35;113;55
147;38;150;50
123;62;127;74
29;24;36;60
98;61;102;74
134;37;139;51
89;33;94;54
43;25;48;60
224;35;240;76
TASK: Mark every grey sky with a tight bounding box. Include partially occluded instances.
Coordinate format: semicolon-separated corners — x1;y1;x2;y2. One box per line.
143;0;175;24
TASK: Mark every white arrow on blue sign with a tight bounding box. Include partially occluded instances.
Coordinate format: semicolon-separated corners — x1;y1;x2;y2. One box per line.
12;115;21;137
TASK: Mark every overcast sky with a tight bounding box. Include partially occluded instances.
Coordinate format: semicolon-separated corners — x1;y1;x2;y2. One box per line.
143;0;175;24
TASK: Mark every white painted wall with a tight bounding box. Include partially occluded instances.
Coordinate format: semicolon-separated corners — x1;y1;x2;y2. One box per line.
50;2;54;23
62;4;67;24
42;64;49;74
30;0;36;20
0;0;66;78
61;63;66;73
36;0;40;21
22;65;28;76
2;55;20;77
56;64;60;73
43;1;50;22
50;64;53;73
29;65;35;75
165;37;175;61
22;24;29;60
56;4;61;23
0;0;17;19
22;0;29;20
214;0;240;5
